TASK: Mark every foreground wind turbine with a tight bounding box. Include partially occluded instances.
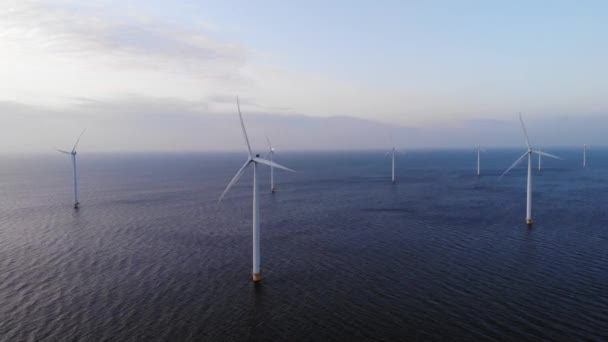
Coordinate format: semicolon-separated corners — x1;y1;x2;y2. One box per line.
266;136;276;192
218;97;295;282
501;114;561;225
57;129;86;209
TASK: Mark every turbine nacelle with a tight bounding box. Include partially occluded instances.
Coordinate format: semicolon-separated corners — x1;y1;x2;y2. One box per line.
502;116;562;178
56;129;86;156
218;97;295;205
56;149;75;156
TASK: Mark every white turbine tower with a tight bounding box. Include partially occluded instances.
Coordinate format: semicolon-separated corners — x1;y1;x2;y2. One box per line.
218;97;295;282
501;114;561;225
538;147;542;171
390;146;396;183
476;145;481;176
476;146;489;176
386;137;397;184
266;136;276;192
583;144;587;168
57;129;86;209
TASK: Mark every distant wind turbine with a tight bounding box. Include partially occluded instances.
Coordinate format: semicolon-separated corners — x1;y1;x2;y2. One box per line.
218;97;295;282
583;144;587;168
476;145;481;176
386;137;397;183
501;114;561;225
538;147;542;171
476;146;488;176
266;136;276;192
390;147;396;183
56;129;86;209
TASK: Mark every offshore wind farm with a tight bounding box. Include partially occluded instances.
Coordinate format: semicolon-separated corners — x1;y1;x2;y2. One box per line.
2;146;607;340
2;1;608;341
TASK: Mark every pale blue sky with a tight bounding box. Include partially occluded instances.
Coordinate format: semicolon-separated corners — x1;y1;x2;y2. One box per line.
1;1;607;151
120;1;608;84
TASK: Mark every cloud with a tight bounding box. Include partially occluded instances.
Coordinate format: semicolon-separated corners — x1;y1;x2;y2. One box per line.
0;1;395;122
0;1;256;109
1;0;606;146
0;2;247;73
0;96;413;153
0;97;604;154
0;1;470;123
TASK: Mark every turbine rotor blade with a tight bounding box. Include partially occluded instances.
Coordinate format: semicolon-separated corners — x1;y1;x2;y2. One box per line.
500;152;529;177
56;149;71;154
533;150;563;160
266;136;273;151
236;96;252;157
518;113;531;149
252;157;295;172
72;129;86;153
217;160;252;205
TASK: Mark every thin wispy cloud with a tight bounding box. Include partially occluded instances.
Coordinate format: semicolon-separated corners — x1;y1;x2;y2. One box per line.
1;2;247;68
0;1;440;120
0;1;255;111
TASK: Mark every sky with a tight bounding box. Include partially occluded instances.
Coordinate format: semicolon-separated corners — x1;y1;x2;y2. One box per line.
1;0;607;152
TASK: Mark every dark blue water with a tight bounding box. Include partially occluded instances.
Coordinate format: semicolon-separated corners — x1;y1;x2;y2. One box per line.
1;149;607;340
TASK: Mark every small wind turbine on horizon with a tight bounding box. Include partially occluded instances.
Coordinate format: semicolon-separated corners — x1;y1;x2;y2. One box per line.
56;129;86;209
266;136;277;192
386;136;397;184
218;97;295;282
583;144;588;168
476;146;481;176
538;147;542;171
501;114;562;226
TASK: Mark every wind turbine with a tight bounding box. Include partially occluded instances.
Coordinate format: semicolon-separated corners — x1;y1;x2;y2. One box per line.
501;114;561;225
538;147;542;171
218;97;295;282
266;136;276;192
476;145;481;176
476;146;488;176
57;129;86;209
386;137;397;183
583;144;587;168
390;147;396;183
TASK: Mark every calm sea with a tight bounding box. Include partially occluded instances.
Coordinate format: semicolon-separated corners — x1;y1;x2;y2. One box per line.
1;149;607;340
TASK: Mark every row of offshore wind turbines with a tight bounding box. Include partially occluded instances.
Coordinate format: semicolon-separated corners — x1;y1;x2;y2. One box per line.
57;97;590;282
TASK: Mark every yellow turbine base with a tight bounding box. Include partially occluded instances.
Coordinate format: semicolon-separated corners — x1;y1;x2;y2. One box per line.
252;273;262;282
526;219;533;226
